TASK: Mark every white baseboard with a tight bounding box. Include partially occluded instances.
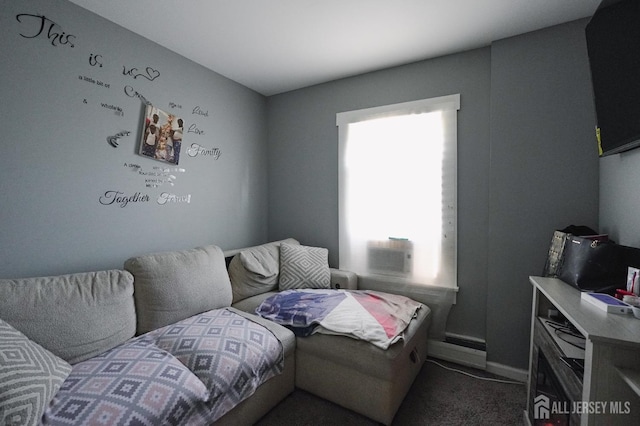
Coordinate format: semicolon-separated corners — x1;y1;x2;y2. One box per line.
427;339;529;383
486;361;529;383
427;339;487;370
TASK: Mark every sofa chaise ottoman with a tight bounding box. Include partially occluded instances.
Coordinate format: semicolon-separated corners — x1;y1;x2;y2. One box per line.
225;239;432;425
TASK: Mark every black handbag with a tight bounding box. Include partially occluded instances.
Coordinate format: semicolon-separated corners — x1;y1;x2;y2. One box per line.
542;225;598;278
557;234;625;293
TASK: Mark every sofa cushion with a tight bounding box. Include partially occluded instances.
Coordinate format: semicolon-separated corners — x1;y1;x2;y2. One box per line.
232;291;279;314
227;307;296;356
0;270;136;364
0;318;72;426
222;238;299;260
125;245;232;334
229;244;280;303
279;243;330;290
45;308;290;425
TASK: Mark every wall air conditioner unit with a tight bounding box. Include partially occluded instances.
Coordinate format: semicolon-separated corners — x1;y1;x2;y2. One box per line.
367;238;413;276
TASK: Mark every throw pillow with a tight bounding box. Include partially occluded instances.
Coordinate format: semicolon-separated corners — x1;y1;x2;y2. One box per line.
0;319;72;426
279;243;330;290
229;243;281;303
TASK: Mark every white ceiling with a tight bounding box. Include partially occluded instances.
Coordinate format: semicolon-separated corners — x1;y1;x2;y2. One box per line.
67;0;601;96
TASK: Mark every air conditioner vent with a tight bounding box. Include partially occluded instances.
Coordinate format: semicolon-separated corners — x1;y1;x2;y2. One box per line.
367;239;413;276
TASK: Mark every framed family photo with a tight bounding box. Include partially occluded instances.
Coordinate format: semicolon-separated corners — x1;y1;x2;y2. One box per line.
139;105;183;165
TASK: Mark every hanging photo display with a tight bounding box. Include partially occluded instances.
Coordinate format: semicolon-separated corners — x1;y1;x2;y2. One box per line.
139;104;183;165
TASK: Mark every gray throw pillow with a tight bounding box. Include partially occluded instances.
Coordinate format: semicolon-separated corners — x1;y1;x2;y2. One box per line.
0;319;72;426
279;243;330;290
229;243;281;303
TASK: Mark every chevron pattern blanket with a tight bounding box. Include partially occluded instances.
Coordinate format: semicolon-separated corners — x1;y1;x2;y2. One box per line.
43;309;283;425
255;289;422;350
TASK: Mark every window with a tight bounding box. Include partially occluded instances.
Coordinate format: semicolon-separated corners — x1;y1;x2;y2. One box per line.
337;94;459;289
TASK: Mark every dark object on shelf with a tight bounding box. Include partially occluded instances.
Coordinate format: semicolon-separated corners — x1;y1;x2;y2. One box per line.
542;225;598;277
586;0;640;156
542;225;640;294
557;234;623;293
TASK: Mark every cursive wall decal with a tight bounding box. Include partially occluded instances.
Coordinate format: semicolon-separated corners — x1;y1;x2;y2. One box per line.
157;192;191;205
89;53;103;68
192;106;209;117
187;123;205;135
124;85;152;105
187;143;221;159
122;65;160;81
107;130;131;148
99;191;150;208
16;13;76;48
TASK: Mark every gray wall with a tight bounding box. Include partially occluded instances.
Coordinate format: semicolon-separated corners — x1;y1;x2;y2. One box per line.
0;0;269;278
267;19;599;369
488;19;599;368
600;148;640;247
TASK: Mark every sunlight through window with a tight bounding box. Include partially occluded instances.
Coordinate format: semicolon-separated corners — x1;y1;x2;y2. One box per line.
337;95;459;288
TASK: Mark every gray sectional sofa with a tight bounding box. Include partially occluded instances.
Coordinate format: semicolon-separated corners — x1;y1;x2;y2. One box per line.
0;238;431;425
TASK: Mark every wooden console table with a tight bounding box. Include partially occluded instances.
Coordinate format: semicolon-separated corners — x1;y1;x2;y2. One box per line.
526;276;640;425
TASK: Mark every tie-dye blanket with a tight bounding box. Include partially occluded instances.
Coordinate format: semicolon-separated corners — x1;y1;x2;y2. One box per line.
43;309;283;425
255;289;422;350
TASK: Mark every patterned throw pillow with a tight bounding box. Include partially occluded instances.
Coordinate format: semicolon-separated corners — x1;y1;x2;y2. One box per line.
0;319;72;426
279;243;330;290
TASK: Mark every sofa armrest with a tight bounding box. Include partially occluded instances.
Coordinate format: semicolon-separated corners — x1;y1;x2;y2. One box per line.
330;268;358;290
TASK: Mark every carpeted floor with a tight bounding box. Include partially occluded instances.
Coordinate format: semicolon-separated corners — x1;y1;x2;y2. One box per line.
256;358;527;425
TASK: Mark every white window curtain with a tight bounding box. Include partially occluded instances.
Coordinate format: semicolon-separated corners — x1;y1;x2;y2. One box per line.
337;94;459;290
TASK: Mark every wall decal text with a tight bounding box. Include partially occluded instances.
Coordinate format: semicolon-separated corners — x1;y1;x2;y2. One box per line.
99;191;150;208
125;164;185;188
79;75;110;88
192;106;209;117
101;102;124;116
123;65;160;82
187;123;205;135
124;85;151;105
16;13;76;48
107;130;130;148
157;192;191;205
187;143;221;159
89;53;103;68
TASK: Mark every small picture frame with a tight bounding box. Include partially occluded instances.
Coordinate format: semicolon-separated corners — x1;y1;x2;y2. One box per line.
139;104;183;165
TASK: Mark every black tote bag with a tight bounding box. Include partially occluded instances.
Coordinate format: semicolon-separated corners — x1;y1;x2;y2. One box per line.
557;235;625;293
